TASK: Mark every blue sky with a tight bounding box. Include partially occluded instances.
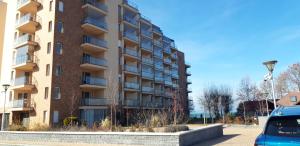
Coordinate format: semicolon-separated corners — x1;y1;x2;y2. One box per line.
132;0;300;112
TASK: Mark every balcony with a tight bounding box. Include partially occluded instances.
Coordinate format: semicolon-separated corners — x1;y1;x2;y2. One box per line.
13;54;36;71
172;73;179;79
81;56;107;70
11;76;35;91
17;0;41;13
82;0;108;15
82;17;107;35
155;89;164;96
16;14;39;33
164;58;172;64
141;42;152;52
123;31;139;43
187;79;192;84
188;88;192;93
81;35;108;52
171;63;178;69
80;76;106;89
123;15;138;27
142;71;154;79
141;29;152;38
142;86;154;94
154;40;162;47
171;53;178;59
123;0;138;12
165;92;173;97
154;76;164;83
164;69;171;75
186;63;191;68
124;82;139;90
14;34;38;49
142;57;153;65
154;51;163;59
186;71;192;76
154;64;163;71
10;99;33;111
124;64;139;75
164;47;171;54
172;84;179;89
81;98;112;106
153;25;162;35
123;48;139;59
124;99;139;108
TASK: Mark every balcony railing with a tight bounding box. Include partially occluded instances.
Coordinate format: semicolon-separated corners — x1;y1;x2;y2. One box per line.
172;84;179;88
83;0;108;12
81;98;112;106
124;64;138;73
171;53;178;59
125;82;139;90
13;76;31;86
142;57;153;65
164;47;171;54
153;26;162;34
82;56;107;67
141;42;152;51
16;13;36;26
142;86;153;93
172;73;179;78
124;48;139;57
82;76;106;86
164;69;171;75
154;76;164;82
123;31;139;42
15;54;33;65
82;17;107;30
165;92;173;97
164;58;172;64
123;15;138;26
154;51;163;59
83;35;107;48
17;0;39;9
14;34;35;47
12;99;30;108
142;71;154;78
154;64;163;70
154;40;162;47
155;89;164;95
141;29;152;38
171;63;178;68
124;99;139;107
165;80;173;86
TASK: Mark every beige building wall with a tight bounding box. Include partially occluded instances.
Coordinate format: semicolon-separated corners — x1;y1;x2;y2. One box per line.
0;1;7;80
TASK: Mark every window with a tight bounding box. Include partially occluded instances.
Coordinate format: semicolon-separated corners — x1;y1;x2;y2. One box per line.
58;1;64;12
14;32;17;40
43;111;47;123
265;116;300;137
10;71;14;81
55;65;62;76
44;87;49;99
48;21;52;32
290;96;297;102
55;42;63;55
46;64;50;76
57;21;64;33
9;91;12;101
53;111;59;123
54;87;61;99
49;0;53;11
47;42;51;54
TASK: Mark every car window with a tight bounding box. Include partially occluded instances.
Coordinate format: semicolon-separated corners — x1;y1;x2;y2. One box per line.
265;116;300;137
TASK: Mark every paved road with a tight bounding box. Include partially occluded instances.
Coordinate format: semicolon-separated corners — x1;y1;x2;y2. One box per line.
194;126;262;146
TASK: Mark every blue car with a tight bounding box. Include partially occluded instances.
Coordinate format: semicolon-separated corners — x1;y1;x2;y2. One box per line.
255;106;300;146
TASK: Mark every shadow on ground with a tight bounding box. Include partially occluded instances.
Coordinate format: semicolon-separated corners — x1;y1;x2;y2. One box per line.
192;134;240;146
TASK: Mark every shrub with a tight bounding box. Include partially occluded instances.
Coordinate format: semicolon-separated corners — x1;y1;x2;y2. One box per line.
63;116;78;127
29;123;49;131
150;114;161;128
101;117;111;130
8;124;27;131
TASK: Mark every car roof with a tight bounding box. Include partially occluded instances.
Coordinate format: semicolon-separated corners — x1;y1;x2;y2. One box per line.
271;106;300;117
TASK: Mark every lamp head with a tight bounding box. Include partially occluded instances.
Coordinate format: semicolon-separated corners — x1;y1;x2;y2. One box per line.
263;60;278;73
2;84;10;91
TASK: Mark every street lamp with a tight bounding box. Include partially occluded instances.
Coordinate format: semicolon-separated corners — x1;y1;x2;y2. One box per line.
1;84;10;131
263;60;278;109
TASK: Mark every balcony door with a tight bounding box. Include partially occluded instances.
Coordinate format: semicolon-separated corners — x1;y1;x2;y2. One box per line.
83;53;91;63
82;72;91;84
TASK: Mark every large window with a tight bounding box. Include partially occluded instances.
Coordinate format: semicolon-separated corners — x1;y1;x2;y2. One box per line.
290;96;297;102
58;21;64;33
53;111;59;123
54;87;61;99
55;65;62;76
265;116;300;137
58;1;64;12
55;42;63;55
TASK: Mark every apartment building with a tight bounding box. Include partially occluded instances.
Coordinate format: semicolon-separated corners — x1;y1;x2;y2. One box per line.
0;0;191;128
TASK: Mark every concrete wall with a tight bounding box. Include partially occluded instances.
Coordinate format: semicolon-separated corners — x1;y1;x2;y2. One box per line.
0;124;223;146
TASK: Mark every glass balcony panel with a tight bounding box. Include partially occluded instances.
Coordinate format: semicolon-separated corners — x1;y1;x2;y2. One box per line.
142;57;153;65
82;17;107;30
125;82;139;89
82;56;107;66
13;76;31;86
81;98;112;106
124;48;139;57
83;35;107;48
142;86;153;92
82;76;106;86
14;34;34;46
15;54;33;65
83;0;108;12
124;65;138;73
124;31;138;42
16;13;35;25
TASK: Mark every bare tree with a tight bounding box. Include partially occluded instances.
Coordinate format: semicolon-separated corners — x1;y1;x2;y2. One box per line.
198;87;213;123
275;72;290;98
106;71;119;131
218;85;233;122
68;89;80;126
286;63;300;91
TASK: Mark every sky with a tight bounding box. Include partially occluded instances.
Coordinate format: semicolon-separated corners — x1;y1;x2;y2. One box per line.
132;0;300;112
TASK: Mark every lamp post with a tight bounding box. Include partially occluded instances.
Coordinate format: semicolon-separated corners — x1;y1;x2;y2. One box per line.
263;60;278;109
1;84;10;131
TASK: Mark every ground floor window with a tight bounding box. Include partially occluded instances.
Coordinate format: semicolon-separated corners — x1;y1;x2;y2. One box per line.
80;109;107;127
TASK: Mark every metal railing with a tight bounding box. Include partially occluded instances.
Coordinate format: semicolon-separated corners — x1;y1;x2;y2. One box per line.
82;76;106;86
124;64;138;73
123;31;139;42
142;57;153;65
82;0;108;12
82;17;107;30
16;13;36;26
81;98;112;106
82;35;107;48
142;86;153;93
82;56;107;67
125;82;139;89
14;34;35;46
124;48;139;57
